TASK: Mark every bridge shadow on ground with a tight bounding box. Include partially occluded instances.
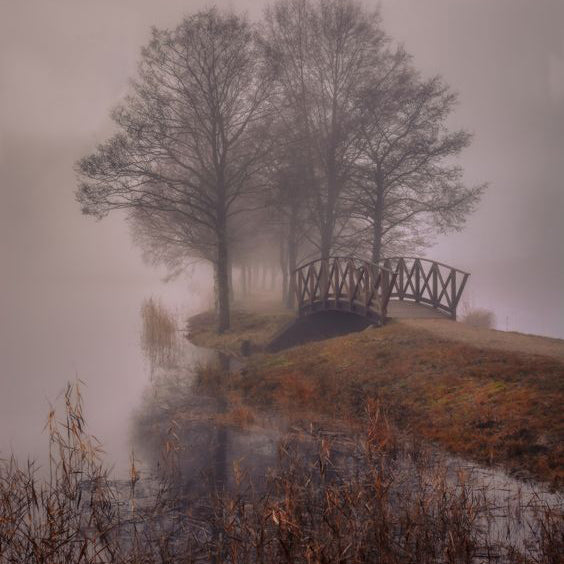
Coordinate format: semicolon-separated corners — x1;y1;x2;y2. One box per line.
267;311;372;353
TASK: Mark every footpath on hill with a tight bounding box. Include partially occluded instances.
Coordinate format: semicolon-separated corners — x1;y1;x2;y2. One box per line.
188;306;564;487
403;318;564;362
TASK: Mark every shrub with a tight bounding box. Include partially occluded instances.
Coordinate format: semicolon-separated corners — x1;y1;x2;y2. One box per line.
462;308;496;328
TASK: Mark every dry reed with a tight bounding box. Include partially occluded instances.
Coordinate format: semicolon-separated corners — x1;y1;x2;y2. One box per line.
140;297;179;369
1;381;562;563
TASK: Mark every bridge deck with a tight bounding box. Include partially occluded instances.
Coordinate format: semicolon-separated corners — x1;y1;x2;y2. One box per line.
386;300;447;319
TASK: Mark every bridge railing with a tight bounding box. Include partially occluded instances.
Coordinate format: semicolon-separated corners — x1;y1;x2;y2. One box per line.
293;256;397;324
378;257;470;319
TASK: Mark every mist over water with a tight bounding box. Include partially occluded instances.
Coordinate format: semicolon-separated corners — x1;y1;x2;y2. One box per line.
0;265;209;474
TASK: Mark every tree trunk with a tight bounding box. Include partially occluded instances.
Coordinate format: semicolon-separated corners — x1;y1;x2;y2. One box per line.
320;227;332;261
253;264;259;290
371;211;383;263
320;179;336;260
228;256;234;303
213;262;219;312
286;208;298;309
241;264;247;296
216;228;230;333
320;101;339;261
371;172;385;263
279;234;288;305
287;242;297;309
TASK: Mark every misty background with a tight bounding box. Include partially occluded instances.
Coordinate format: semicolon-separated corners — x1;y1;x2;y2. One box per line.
1;0;563;464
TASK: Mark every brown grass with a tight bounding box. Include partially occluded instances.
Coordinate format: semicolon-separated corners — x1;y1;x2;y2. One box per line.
462;308;496;328
208;321;564;487
2;382;562;563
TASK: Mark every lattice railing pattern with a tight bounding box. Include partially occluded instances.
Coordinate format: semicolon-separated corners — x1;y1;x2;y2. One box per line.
293;256;470;322
293;257;396;324
379;257;469;319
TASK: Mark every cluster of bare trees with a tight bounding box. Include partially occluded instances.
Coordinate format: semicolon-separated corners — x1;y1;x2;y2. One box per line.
76;0;484;332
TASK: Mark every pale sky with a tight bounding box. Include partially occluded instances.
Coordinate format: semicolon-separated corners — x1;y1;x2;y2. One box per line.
1;0;563;337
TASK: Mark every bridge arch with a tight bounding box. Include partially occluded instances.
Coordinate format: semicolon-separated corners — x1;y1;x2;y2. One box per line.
293;256;469;323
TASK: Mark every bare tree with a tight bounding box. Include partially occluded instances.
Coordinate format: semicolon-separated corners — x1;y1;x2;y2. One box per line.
352;48;485;262
271;144;312;307
76;9;272;332
261;0;387;260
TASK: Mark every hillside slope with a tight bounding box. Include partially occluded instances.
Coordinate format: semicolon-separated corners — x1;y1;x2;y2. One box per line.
191;312;564;487
403;318;564;361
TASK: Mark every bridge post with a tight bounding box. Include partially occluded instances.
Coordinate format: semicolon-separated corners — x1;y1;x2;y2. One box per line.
398;258;405;299
415;259;421;302
450;271;457;319
363;263;369;315
348;259;355;311
321;259;329;305
452;272;470;320
432;263;438;307
309;265;315;308
334;259;340;310
296;269;302;314
381;264;390;319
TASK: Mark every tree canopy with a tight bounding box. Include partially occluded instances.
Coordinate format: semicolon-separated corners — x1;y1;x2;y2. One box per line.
76;0;485;332
77;9;273;331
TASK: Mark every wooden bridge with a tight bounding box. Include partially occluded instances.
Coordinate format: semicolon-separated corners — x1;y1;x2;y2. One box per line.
293;256;470;325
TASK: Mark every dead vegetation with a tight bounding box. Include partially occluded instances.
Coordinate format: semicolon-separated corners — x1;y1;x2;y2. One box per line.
462;307;496;328
141;297;179;368
1;381;562;563
201;320;564;487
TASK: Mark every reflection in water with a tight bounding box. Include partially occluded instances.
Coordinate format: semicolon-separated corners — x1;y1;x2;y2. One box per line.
0;276;197;476
135;302;279;498
132;352;280;498
140;297;182;372
130;325;562;561
1;308;561;562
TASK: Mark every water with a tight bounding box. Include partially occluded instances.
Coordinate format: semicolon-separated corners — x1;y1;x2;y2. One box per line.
1;280;561;560
127;339;562;560
0;275;201;476
129;342;564;562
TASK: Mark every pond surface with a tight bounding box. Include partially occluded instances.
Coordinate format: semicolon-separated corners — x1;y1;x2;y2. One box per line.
0;275;201;476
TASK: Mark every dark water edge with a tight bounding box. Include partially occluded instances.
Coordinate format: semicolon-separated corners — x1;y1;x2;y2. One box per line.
122;336;563;562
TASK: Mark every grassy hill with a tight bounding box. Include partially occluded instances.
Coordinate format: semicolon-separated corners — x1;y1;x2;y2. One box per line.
188;307;564;487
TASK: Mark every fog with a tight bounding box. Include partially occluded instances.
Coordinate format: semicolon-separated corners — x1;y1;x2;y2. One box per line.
379;0;564;338
1;0;563;465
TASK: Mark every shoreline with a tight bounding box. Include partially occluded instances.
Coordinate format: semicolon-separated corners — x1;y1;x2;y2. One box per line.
187;306;564;488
